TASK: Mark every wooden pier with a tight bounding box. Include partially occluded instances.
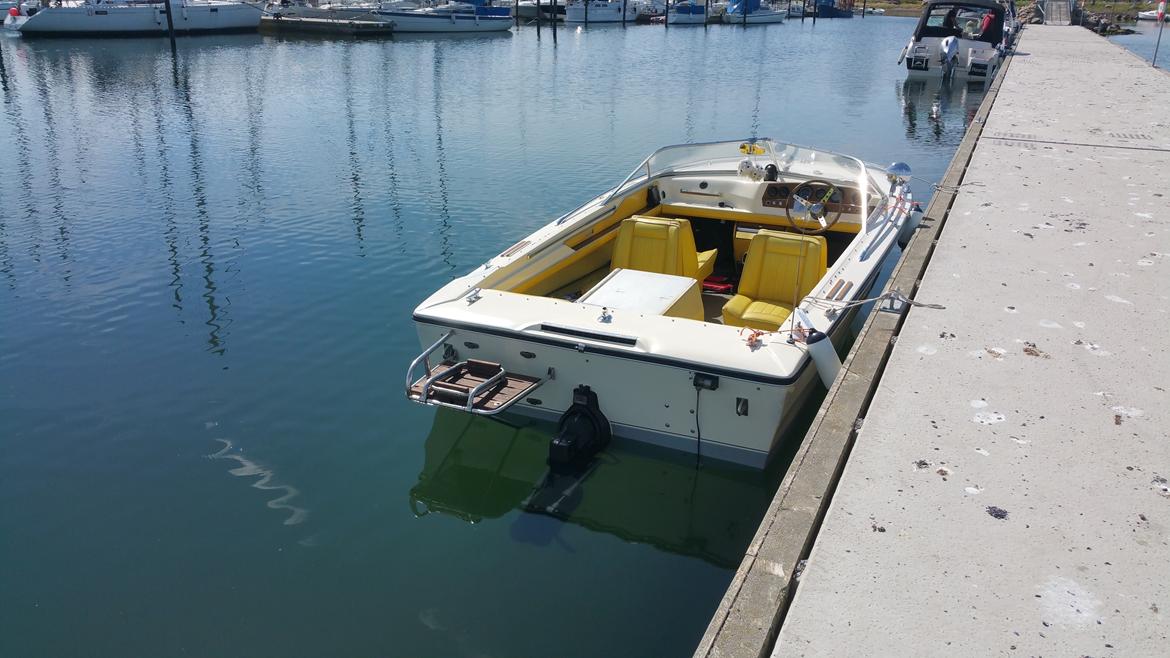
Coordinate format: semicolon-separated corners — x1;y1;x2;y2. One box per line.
697;24;1170;658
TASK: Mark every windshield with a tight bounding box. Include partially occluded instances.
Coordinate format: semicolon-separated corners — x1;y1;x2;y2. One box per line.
917;3;1002;44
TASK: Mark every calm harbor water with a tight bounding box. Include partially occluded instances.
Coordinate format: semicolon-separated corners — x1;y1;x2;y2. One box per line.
1110;21;1170;68
0;17;985;657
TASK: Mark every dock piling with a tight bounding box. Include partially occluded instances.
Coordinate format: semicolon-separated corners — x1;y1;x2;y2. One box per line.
162;0;177;53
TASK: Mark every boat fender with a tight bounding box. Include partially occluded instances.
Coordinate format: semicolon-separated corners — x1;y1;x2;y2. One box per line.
897;205;924;248
794;308;841;389
8;7;17;16
548;385;611;473
805;330;841;390
897;38;913;65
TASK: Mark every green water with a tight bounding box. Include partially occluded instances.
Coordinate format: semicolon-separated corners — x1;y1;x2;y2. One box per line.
0;18;986;657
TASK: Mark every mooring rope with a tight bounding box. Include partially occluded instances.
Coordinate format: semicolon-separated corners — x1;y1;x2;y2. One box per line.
804;288;947;314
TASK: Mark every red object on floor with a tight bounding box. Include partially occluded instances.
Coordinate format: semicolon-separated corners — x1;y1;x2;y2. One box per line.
702;276;734;294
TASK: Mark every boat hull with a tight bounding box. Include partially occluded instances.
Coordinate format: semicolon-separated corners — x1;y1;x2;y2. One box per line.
411;289;873;468
721;9;784;23
666;5;705;23
905;37;1000;80
372;9;513;31
266;6;395;23
14;3;261;36
564;2;638;22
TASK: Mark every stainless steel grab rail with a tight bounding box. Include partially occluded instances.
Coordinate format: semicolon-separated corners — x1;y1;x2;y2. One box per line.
404;330;455;398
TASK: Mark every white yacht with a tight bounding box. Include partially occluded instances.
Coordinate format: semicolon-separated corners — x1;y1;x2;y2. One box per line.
666;0;705;24
405;139;920;469
787;1;803;17
4;0;262;36
899;0;1006;79
721;0;784;23
563;0;638;23
372;0;513;31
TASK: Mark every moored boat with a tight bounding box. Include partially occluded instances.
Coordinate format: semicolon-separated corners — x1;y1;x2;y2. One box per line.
812;0;852;17
371;0;512;31
263;0;407;23
720;0;784;23
666;0;705;24
1137;9;1169;21
563;0;638;22
899;0;1006;79
5;0;262;36
405;139;919;469
515;0;567;20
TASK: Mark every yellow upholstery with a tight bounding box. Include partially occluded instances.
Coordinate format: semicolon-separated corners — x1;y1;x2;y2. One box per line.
722;230;828;330
611;216;717;281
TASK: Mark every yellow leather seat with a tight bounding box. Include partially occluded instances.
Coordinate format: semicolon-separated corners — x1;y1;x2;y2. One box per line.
611;216;717;281
722;230;827;330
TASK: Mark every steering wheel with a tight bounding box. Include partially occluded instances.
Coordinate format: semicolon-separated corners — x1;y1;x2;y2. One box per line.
785;180;844;235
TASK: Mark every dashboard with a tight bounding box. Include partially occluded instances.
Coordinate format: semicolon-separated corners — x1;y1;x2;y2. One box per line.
761;183;865;214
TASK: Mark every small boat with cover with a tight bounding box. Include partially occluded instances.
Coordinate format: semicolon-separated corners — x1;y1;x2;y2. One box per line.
666;0;705;24
721;0;785;23
405;139;920;469
899;0;1006;79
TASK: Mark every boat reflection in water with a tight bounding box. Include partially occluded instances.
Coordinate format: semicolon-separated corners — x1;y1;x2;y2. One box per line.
410;409;776;567
896;76;987;142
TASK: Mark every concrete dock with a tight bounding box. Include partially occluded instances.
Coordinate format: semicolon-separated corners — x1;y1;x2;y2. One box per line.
698;25;1170;658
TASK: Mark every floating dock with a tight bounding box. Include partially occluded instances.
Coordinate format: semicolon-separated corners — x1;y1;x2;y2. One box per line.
697;25;1169;657
259;15;395;36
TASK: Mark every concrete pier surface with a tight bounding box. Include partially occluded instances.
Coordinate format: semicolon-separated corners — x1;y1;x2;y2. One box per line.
772;26;1169;656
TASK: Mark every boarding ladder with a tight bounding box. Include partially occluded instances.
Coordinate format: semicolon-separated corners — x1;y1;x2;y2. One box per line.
405;330;545;415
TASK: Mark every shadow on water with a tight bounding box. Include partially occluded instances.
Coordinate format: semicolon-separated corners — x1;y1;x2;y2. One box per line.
0;42;24;288
31;56;72;285
430;43;454;272
171;54;228;355
150;66;185;316
409;406;813;569
342;47;367;255
379;43;407;254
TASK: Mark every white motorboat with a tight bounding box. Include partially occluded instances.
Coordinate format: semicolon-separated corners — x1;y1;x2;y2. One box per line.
563;0;638;22
666;0;705;24
372;0;513;31
786;1;803;17
899;0;1006;79
405;139;920;469
1138;9;1169;21
721;0;785;23
5;0;262;36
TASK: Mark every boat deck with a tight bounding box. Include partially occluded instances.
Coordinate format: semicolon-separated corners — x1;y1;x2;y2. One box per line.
771;26;1169;655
